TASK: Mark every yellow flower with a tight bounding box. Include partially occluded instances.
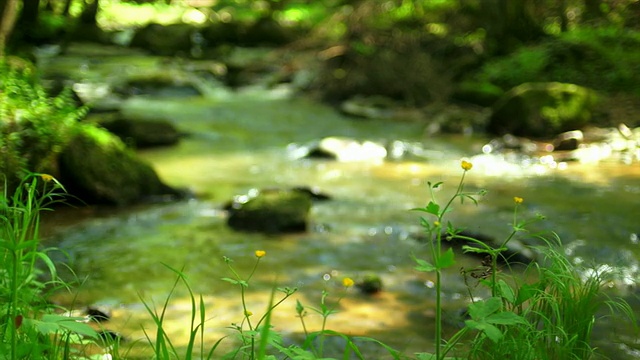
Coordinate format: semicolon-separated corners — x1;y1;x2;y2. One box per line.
461;160;473;171
434;221;441;227
514;197;524;204
244;310;253;317
255;250;266;258
342;277;355;288
40;174;54;182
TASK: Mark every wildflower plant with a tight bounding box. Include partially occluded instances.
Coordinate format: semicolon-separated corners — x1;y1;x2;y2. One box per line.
293;277;353;358
221;251;298;359
412;160;636;360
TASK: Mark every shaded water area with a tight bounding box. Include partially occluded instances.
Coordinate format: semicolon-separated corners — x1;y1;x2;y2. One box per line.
39;45;640;358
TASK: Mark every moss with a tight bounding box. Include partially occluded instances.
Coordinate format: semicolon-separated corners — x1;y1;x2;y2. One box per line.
58;124;177;205
488;82;601;137
227;190;312;233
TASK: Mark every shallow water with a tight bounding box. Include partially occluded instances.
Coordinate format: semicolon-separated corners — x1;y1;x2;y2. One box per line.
39;44;640;359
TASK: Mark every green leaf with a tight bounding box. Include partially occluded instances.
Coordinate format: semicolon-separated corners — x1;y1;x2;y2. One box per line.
27;317;60;334
514;283;541;306
445;221;459;236
417;354;464;360
461;245;491;254
465;320;503;343
485;311;528;326
460;193;479;205
353;336;404;358
467;297;501;320
295;299;305;315
221;277;239;285
57;320;98;338
429;181;443;189
416;354;436;360
413;257;436;272
30;315;97;339
497;280;515;304
425;201;440;216
14;239;39;251
438;248;456;268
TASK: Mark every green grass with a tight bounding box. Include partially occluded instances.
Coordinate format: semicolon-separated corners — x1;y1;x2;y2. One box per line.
0;173;98;359
0;165;636;359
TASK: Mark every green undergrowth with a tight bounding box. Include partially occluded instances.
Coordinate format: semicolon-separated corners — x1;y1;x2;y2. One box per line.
1;163;637;359
475;26;640;94
0;173;98;359
0;58;87;194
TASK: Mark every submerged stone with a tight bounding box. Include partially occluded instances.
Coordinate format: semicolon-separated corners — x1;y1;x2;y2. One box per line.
357;274;384;295
298;136;387;162
411;230;537;265
226;189;312;234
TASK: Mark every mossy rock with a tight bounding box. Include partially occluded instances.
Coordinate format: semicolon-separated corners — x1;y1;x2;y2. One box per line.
488;82;601;137
130;23;196;56
97;114;182;148
356;274;383;295
58;124;180;205
451;81;505;107
227;189;312;234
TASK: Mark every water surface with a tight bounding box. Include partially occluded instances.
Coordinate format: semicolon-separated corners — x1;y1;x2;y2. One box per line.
40;45;640;359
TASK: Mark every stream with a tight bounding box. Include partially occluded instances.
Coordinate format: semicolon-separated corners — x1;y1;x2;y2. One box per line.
38;44;640;359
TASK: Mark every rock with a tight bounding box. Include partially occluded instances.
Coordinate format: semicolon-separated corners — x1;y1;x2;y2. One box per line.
481;134;547;155
411;230;537;265
340;95;397;119
58;124;182;205
97;114;182;148
241;17;294;46
451;81;505;107
201;22;242;46
356;274;383;295
423;103;490;135
97;330;124;343
66;23;112;44
291;186;331;201
130;23;197;56
488;82;601;138
553;130;584;151
296;136;387;162
226;189;313;234
86;307;110;322
115;74;202;98
446;231;537;265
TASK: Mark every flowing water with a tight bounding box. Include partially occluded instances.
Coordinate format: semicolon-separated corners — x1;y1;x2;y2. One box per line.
38;44;640;359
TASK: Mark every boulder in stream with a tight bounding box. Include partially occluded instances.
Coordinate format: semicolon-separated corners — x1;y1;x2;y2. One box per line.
411;230;537;265
96;113;182;148
226;188;313;234
130;23;196;56
488;82;602;138
293;136;387;162
58;124;182;205
356;274;384;295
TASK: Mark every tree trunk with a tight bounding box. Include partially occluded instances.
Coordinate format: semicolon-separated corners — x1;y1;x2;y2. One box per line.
583;0;604;22
481;0;544;54
62;0;73;16
17;0;39;27
80;0;99;25
0;0;19;56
